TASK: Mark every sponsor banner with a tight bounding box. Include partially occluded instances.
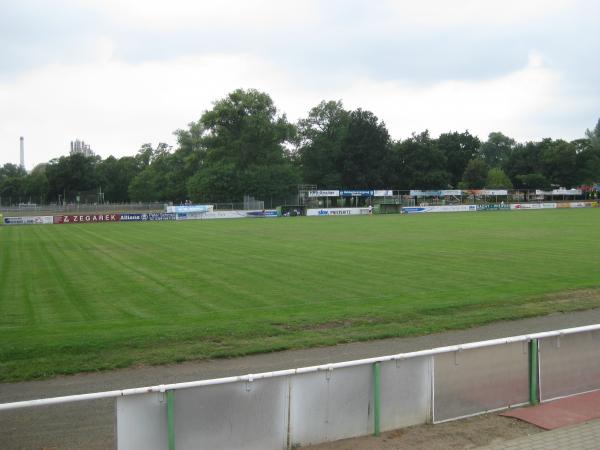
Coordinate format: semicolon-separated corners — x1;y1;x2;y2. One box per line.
166;205;214;213
3;215;53;225
120;213;176;221
509;203;557;210
245;210;278;217
402;205;477;214
535;189;582;196
177;210;278;220
307;190;339;197
187;211;245;220
468;189;508;196
410;190;462;197
340;190;373;197
373;190;394;197
54;214;121;224
484;189;508;196
557;202;597;209
476;204;510;211
306;207;369;216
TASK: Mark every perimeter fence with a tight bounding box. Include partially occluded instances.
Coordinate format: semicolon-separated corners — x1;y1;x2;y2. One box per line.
1;324;599;449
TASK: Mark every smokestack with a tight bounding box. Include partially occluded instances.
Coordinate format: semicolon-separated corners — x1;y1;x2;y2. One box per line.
19;137;25;170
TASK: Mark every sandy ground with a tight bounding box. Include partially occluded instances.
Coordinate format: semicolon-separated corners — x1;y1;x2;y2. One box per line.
1;308;599;449
303;414;542;450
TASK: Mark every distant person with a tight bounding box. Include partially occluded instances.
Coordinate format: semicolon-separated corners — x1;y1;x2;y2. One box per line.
368;204;373;215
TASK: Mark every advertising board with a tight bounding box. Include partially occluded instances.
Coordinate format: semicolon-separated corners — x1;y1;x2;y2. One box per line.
509;203;557;210
340;190;373;197
166;205;213;213
120;213;176;221
177;210;278;220
53;214;121;224
373;190;394;197
3;215;53;225
402;205;476;214
467;189;508;196
307;190;340;197
306;208;369;216
245;210;278;217
409;190;462;197
567;202;596;208
476;203;510;211
535;189;582;196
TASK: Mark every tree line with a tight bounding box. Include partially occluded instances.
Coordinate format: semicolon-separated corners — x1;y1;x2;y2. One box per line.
1;89;599;206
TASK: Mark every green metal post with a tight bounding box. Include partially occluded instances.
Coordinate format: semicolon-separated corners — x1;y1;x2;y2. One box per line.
167;390;175;450
373;362;381;436
529;339;539;405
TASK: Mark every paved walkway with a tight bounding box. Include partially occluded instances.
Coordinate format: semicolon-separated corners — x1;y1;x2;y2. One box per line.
479;419;600;450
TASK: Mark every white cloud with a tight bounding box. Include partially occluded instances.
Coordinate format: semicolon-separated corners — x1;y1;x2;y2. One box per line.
0;49;587;169
334;51;567;140
92;0;317;31
0;0;598;168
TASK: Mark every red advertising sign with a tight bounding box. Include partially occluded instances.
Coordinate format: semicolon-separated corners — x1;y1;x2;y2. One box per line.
53;214;121;224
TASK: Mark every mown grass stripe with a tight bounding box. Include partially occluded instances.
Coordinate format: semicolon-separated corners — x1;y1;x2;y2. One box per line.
0;209;599;381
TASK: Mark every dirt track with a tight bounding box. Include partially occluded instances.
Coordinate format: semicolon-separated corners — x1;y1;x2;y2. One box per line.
2;308;600;450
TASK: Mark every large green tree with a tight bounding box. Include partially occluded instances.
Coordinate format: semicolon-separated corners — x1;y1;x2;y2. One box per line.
186;89;299;203
45;153;100;203
97;156;141;203
460;158;489;189
485;168;513;189
296;100;349;187
585;119;600;150
437;131;481;187
339;109;392;188
540;139;578;187
0;163;27;205
393;131;450;189
128;143;177;202
479;132;516;168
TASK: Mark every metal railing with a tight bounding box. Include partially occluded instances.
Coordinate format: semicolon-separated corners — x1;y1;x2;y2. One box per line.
1;323;599;449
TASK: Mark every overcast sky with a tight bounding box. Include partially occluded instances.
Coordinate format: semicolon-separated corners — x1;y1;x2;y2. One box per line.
1;0;599;169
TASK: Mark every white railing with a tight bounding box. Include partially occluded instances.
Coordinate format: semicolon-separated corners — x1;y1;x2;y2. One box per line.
1;323;599;450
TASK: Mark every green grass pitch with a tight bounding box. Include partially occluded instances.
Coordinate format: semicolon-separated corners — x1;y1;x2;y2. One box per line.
1;209;600;382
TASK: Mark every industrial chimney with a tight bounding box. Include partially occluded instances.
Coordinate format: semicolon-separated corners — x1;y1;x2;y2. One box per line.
19;137;25;170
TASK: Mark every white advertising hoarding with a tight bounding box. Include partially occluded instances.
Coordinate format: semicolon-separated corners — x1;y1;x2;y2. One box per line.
308;190;340;197
402;205;476;214
535;189;582;196
510;203;557;210
3;215;54;225
410;190;462;197
166;205;214;213
306;208;370;216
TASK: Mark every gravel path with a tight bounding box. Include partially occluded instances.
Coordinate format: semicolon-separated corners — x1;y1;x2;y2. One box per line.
2;308;600;450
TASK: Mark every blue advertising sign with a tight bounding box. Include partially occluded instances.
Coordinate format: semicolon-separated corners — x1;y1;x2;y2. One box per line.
120;213;175;221
245;210;278;217
147;213;175;221
340;190;373;197
402;207;428;214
